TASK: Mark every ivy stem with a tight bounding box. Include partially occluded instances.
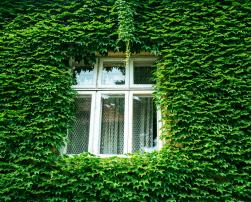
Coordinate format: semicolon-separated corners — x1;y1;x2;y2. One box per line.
125;40;131;67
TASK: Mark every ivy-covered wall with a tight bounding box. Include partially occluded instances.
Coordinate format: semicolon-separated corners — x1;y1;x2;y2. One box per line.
0;0;250;201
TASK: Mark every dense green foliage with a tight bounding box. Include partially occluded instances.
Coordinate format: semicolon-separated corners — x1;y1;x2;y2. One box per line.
1;0;250;201
155;0;251;199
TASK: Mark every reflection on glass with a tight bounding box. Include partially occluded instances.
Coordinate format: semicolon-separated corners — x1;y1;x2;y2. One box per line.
74;65;94;86
100;94;124;154
102;62;125;85
132;95;157;152
134;61;156;84
67;96;91;154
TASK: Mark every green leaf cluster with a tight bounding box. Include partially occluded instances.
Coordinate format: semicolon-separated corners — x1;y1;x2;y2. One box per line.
0;0;250;201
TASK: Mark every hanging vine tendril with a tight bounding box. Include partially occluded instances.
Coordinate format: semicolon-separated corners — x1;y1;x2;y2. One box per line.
116;0;135;65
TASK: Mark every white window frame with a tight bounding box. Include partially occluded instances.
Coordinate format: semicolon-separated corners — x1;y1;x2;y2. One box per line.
129;57;156;89
98;58;129;90
128;91;161;153
67;57;161;156
72;58;98;89
92;91;129;157
76;91;97;153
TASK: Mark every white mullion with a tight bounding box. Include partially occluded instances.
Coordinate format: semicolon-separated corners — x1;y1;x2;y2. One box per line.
97;58;103;89
127;58;132;88
129;59;133;88
127;92;133;153
93;58;99;88
123;91;129;154
92;91;102;155
88;92;97;153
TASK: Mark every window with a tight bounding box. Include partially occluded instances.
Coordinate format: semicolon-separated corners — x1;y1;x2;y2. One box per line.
66;57;161;156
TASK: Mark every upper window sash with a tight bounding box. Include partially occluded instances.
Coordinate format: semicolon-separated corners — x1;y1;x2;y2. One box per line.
72;58;98;89
72;57;156;90
129;57;156;88
98;58;129;89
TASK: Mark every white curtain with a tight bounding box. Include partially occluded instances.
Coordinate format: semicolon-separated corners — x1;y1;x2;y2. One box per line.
132;96;157;152
100;95;124;154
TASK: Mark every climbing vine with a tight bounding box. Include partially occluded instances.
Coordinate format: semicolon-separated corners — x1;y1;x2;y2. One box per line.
0;0;250;201
115;0;136;65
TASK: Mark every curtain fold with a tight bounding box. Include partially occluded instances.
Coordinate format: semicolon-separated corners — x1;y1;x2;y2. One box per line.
100;95;124;154
132;96;157;152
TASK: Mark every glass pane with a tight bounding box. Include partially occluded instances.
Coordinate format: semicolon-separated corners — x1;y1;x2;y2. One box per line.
133;61;156;84
132;95;157;152
100;94;124;154
67;96;91;154
102;62;125;85
74;65;94;86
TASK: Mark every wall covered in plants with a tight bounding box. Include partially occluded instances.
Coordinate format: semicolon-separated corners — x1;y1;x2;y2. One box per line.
0;0;250;201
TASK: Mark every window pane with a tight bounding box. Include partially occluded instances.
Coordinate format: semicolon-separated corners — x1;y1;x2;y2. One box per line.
133;61;155;84
74;65;94;86
132;95;157;152
67;96;91;154
100;94;124;154
102;62;125;85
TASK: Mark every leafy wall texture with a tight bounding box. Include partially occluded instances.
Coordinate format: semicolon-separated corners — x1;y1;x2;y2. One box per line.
0;0;250;201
